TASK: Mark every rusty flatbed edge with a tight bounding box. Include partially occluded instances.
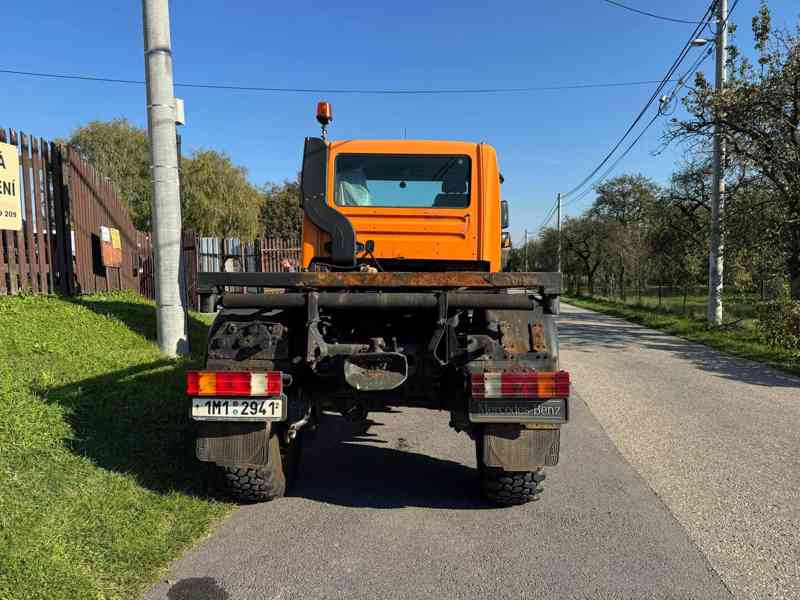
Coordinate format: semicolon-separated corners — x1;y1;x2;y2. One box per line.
198;271;561;293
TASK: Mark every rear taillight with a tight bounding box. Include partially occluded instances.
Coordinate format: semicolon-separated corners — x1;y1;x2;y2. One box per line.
471;371;570;399
186;371;284;397
266;372;282;396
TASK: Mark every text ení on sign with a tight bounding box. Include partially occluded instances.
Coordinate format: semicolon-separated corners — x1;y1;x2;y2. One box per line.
0;141;22;231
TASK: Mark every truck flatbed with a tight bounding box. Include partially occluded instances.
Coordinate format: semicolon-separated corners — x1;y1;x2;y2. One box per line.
198;271;562;294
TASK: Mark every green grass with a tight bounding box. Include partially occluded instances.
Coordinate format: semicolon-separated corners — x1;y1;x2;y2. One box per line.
563;294;800;377
588;290;759;323
0;292;231;600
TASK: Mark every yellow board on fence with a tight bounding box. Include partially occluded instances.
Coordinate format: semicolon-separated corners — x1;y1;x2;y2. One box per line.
0;141;22;231
101;225;123;267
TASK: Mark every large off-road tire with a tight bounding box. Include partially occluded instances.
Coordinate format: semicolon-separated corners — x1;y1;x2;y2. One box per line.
479;467;546;505
220;431;302;503
475;436;545;505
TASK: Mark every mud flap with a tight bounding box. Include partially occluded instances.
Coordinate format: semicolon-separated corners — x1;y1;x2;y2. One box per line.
196;421;273;468
482;424;560;471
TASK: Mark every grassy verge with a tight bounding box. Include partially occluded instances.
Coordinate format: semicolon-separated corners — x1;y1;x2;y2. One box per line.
562;294;800;377
0;292;231;600
585;291;759;322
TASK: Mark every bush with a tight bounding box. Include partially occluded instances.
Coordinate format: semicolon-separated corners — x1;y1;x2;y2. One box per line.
756;299;800;352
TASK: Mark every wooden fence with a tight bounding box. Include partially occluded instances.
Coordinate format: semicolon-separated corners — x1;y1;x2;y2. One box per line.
261;238;302;272
1;129;65;295
1;127;300;309
182;234;301;309
0;128;155;298
64;146;155;297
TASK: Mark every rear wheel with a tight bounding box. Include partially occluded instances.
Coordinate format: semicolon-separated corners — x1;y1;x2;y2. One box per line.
219;430;302;503
475;435;545;505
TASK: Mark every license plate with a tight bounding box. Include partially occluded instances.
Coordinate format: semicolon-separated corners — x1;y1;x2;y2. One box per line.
191;397;286;421
469;398;567;423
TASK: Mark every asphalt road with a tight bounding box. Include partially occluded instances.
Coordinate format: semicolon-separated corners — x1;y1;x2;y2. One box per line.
144;302;800;600
143;305;749;600
557;303;800;600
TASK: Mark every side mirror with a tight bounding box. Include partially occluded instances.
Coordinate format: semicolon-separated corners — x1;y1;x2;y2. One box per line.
501;231;512;248
500;200;509;230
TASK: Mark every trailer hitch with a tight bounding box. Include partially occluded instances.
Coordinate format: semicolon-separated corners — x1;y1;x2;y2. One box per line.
343;352;408;391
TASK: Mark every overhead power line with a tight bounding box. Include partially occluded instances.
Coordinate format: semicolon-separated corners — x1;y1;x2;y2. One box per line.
559;1;718;202
533;1;719;235
536;45;713;238
563;0;740;209
599;0;703;25
564;46;716;209
0;68;682;95
539;201;558;230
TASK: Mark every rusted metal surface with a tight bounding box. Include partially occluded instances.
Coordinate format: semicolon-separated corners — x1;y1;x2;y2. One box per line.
499;317;546;356
220;292;537;311
199;270;561;293
498;320;520;355
529;323;547;353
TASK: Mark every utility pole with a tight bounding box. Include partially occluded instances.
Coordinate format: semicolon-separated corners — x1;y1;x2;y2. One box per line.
142;0;188;356
524;229;529;271
556;192;562;274
707;0;727;326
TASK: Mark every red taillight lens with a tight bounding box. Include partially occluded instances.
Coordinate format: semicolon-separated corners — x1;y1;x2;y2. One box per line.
266;372;282;396
186;371;284;397
187;371;200;395
215;372;252;396
471;371;570;399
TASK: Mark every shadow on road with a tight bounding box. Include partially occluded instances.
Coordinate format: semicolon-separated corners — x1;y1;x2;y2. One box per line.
293;412;495;510
166;577;229;600
559;307;800;389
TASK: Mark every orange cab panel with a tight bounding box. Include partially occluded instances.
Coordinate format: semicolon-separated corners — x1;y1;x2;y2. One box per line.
302;140;501;271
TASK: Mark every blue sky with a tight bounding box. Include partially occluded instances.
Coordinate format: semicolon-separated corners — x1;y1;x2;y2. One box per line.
2;1;796;244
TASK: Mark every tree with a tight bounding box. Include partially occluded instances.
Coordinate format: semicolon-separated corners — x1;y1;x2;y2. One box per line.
649;198;706;310
505;229;559;273
668;3;800;298
505;244;527;272
561;216;609;295
181;150;263;239
261;180;302;239
589;174;660;300
532;228;559;272
590;174;659;226
65;119;152;230
66;119;272;240
662;159;711;249
725;178;786;298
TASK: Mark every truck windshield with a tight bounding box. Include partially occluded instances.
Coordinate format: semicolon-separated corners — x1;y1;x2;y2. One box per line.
334;154;471;208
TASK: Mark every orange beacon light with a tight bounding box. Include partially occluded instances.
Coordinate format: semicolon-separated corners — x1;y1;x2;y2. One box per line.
316;102;332;125
316;101;332;140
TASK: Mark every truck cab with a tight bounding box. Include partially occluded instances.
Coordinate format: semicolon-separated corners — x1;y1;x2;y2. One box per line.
302;139;505;272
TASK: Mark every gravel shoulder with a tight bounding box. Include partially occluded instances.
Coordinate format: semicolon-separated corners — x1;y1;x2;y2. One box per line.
559;303;800;600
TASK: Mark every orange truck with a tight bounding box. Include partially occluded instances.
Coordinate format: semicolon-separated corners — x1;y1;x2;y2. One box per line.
190;103;569;505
